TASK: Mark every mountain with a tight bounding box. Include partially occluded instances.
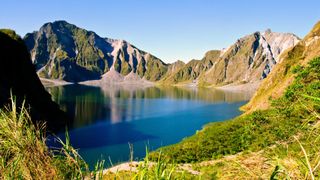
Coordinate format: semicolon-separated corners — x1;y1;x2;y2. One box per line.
159;30;299;87
0;29;69;131
197;30;300;87
24;21;300;88
151;22;320;179
24;21;168;82
166;60;186;75
242;21;320;112
159;50;221;84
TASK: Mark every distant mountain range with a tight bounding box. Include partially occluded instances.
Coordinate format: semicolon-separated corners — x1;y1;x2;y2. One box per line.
23;21;300;87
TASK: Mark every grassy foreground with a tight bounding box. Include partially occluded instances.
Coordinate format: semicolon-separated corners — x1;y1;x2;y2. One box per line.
0;99;195;179
0;98;89;179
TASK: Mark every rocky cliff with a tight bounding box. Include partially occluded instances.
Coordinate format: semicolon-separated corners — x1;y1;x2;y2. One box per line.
198;30;300;86
24;21;301;88
24;21;168;82
242;21;320;111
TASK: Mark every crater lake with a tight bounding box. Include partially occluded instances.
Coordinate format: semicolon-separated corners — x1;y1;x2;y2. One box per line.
46;84;252;167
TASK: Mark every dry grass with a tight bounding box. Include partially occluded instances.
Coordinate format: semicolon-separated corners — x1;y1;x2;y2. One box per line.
0;97;90;179
0;98;58;179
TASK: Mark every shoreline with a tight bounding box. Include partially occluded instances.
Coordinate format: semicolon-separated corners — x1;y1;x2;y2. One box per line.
79;79;155;88
41;77;261;95
214;81;261;93
40;78;72;87
102;161;200;176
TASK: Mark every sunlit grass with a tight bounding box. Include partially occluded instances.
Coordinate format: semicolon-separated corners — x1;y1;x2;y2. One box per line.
0;97;90;179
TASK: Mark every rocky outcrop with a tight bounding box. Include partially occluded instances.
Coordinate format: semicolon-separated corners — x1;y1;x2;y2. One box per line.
198;30;300;87
24;21;168;82
242;21;320;112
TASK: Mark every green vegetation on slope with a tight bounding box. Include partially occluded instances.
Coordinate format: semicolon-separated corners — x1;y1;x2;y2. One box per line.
24;21;170;82
160;50;220;84
243;21;320;112
0;29;22;42
153;57;320;165
144;56;168;81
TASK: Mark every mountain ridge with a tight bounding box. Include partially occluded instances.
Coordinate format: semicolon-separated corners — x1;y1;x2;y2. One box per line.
197;30;300;87
242;21;320;112
24;20;300;89
24;20;168;82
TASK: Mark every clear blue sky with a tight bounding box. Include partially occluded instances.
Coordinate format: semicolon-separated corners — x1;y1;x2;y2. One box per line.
1;0;320;63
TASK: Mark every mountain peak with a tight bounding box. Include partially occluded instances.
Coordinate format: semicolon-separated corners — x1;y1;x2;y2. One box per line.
305;21;320;40
44;20;74;27
264;28;272;34
23;21;168;82
52;20;70;24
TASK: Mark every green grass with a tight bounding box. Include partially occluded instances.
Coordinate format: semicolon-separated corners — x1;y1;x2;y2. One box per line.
152;57;320;165
0;97;91;179
0;99;58;179
104;149;196;179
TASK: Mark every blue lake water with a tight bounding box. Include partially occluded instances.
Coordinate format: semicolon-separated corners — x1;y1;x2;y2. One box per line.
46;84;251;168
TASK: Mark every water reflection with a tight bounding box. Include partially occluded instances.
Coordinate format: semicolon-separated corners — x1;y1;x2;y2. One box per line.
46;84;253;168
47;85;109;129
47;85;252;130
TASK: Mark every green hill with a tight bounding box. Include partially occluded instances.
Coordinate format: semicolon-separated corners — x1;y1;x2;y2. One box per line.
159;50;221;85
0;29;68;131
243;21;320;112
150;21;320;179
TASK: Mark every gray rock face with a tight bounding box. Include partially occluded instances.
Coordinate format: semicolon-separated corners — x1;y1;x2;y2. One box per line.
24;21;167;82
198;30;300;86
24;21;300;88
260;30;300;78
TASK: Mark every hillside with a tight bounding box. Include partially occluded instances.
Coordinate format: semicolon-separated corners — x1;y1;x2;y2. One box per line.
24;21;168;82
161;60;185;79
159;30;299;87
0;29;68;131
159;50;221;84
198;30;300;87
242;21;320;112
148;21;320;179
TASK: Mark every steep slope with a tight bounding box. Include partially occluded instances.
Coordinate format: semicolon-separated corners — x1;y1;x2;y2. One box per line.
160;50;221;84
198;30;300;87
157;60;185;83
166;60;186;75
150;22;320;179
242;21;320;112
0;29;68;131
24;21;168;82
